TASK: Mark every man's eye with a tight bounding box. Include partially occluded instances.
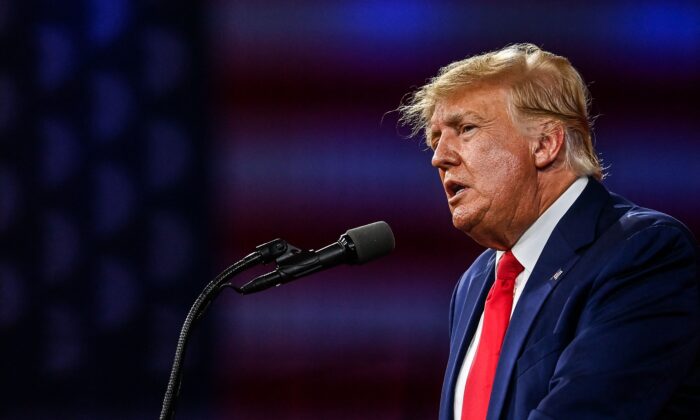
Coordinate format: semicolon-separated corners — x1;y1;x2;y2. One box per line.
461;125;476;134
429;134;440;150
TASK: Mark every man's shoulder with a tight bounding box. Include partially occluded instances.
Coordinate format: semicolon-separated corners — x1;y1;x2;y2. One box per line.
608;191;696;245
587;191;699;286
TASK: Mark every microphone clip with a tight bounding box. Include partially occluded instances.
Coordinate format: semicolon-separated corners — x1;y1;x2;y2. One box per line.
255;238;301;264
256;238;319;269
240;240;333;294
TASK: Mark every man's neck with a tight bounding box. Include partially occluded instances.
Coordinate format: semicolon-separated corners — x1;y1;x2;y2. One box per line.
534;171;579;223
491;170;579;250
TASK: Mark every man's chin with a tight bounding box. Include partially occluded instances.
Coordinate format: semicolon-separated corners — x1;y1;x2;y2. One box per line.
452;214;503;249
452;214;476;235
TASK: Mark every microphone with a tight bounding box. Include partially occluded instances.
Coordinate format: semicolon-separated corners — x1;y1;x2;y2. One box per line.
238;221;395;294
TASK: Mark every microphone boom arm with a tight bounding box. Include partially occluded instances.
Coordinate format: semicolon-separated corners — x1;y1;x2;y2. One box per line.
159;221;394;419
159;238;292;420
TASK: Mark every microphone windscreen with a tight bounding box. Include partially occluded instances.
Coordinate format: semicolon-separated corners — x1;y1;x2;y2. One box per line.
345;221;395;263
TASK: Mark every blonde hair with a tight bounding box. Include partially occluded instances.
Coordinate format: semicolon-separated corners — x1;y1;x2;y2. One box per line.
399;43;602;179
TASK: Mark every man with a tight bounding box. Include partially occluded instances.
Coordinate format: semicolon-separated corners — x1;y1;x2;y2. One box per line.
399;44;700;419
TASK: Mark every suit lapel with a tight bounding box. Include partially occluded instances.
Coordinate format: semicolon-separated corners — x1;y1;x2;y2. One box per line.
486;178;612;419
442;253;496;416
486;229;580;418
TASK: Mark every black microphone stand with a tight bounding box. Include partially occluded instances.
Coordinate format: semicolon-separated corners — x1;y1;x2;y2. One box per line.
159;238;293;420
160;221;394;419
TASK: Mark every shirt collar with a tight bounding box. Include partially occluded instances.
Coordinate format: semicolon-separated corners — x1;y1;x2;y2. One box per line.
496;176;588;273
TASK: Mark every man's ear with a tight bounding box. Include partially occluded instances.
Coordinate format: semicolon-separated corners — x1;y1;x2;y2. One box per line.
532;121;565;169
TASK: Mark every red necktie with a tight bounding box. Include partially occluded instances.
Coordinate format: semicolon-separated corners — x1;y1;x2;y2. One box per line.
461;250;524;420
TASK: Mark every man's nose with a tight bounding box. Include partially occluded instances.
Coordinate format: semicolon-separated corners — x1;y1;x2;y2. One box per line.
431;135;460;169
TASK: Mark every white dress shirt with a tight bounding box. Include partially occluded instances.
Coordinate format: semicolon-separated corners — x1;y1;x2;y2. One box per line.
453;177;588;419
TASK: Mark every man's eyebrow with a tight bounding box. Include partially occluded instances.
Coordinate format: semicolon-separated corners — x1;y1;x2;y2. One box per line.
428;111;489;147
443;111;487;128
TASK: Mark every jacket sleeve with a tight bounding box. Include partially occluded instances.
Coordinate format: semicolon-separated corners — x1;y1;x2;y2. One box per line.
530;223;700;419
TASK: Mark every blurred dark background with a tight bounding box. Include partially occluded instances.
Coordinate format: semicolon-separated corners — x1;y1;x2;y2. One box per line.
1;0;698;418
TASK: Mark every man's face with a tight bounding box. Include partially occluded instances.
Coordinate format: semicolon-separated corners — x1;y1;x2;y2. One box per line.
429;84;540;249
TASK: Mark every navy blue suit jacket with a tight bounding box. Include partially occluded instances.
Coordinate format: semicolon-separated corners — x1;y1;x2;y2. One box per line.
439;179;700;419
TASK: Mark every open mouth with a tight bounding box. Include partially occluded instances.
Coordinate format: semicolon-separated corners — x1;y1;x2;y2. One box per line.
445;179;467;198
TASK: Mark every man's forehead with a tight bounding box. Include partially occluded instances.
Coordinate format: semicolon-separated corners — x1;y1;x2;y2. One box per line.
430;85;508;126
